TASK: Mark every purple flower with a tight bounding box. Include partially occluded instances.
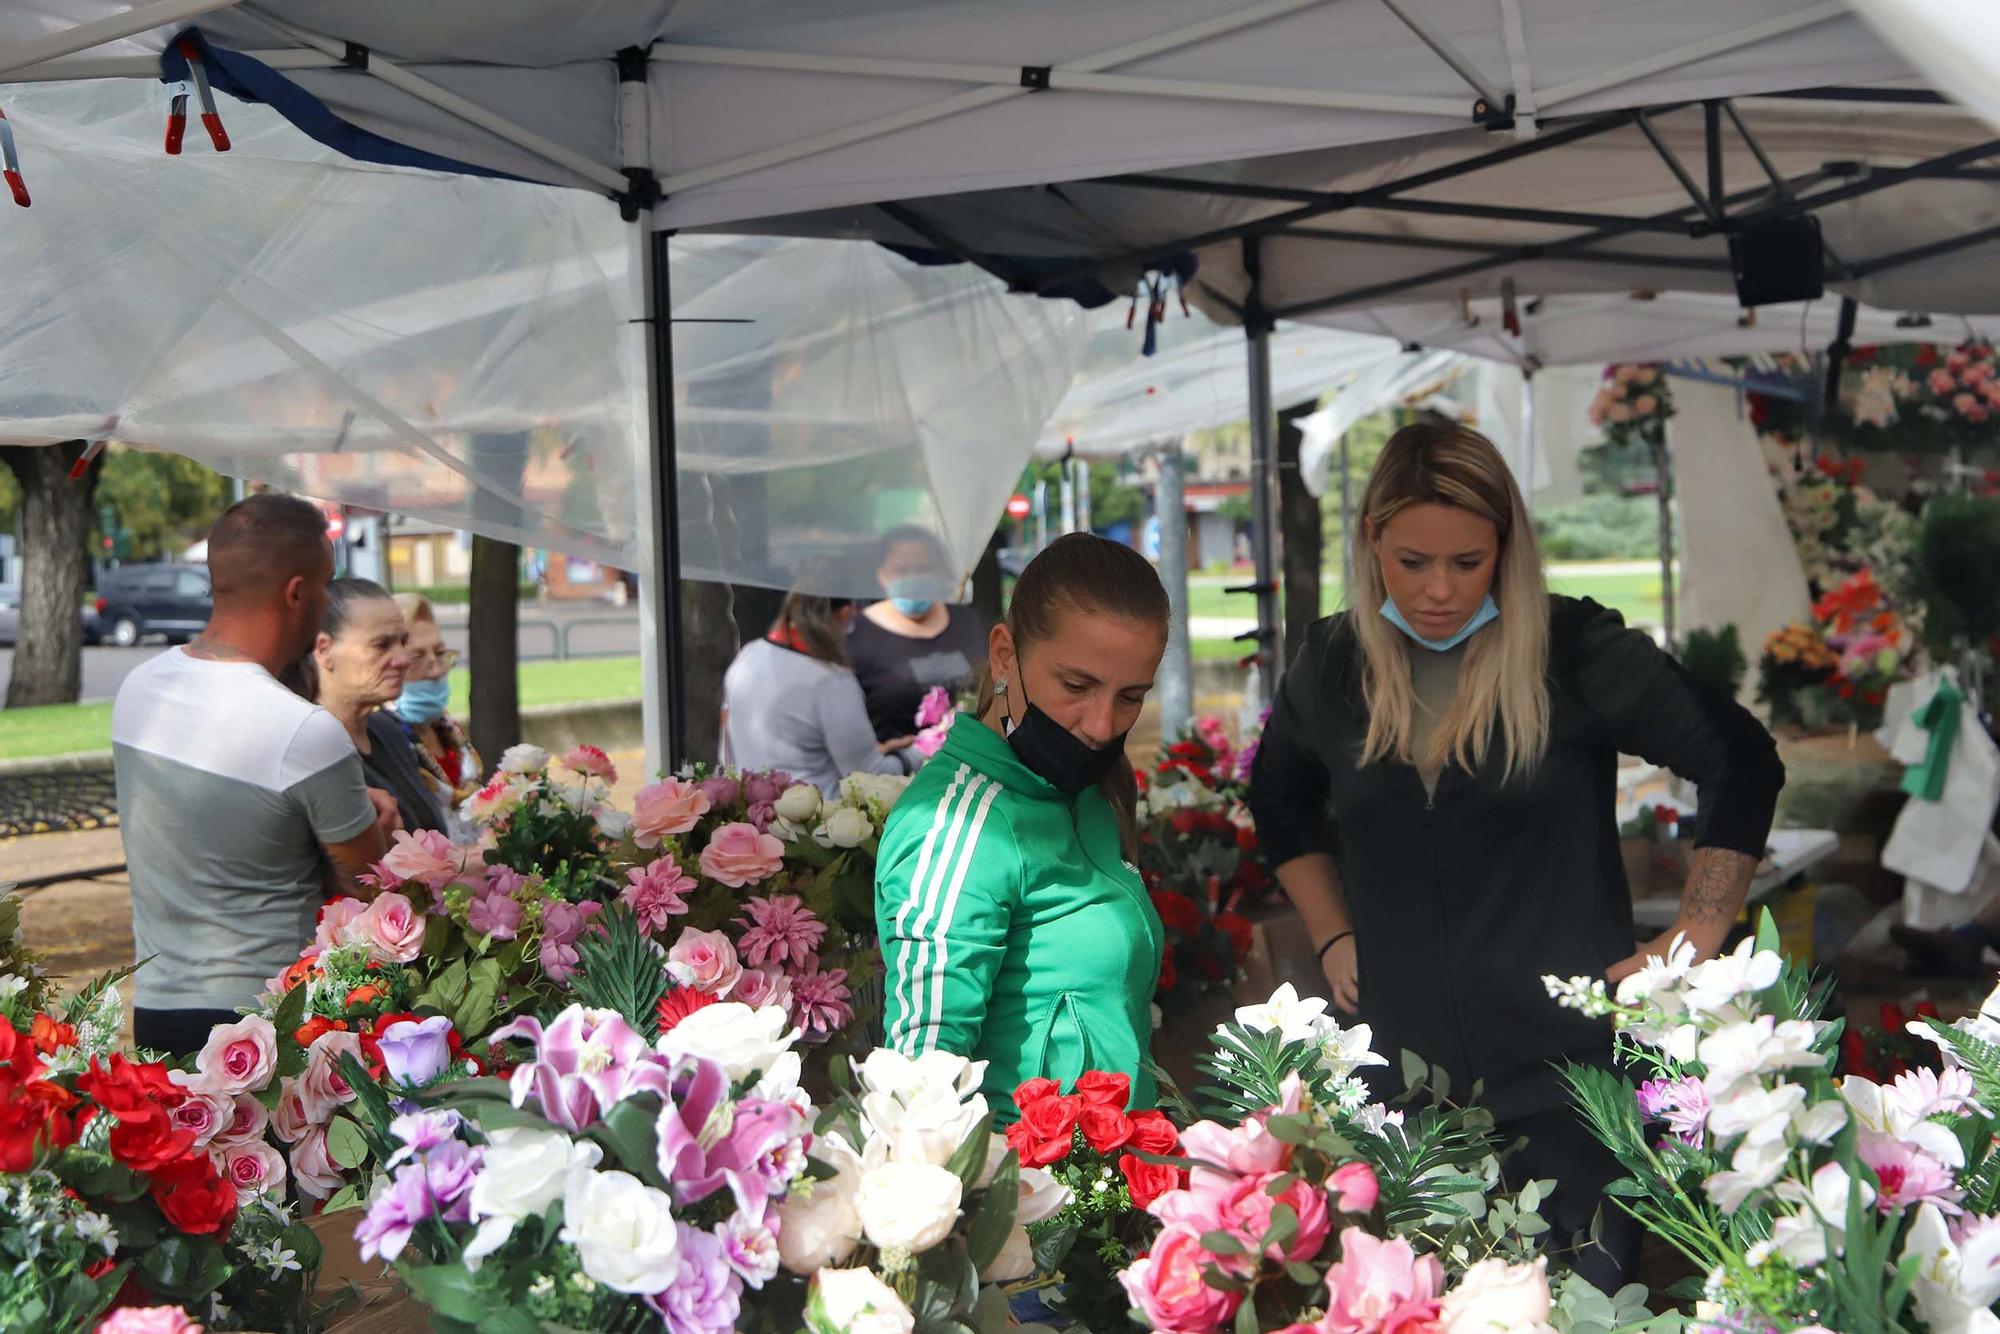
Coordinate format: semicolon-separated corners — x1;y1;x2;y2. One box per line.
645;1223;743;1334
696;776;742;811
657;1060;809;1222
755;1137;807;1197
1635;1079;1673;1119
788;956;853;1037
745;801;778;833
387;1108;465;1167
466;886;523;940
1636;1075;1710;1147
539;936;582;983
422;1139;484;1222
734;895;826;970
355;1164;437;1263
717;1211;781;1288
490;1005;673;1132
539;901;604;984
742;773;790;808
622;858;695;933
379;1016;456;1088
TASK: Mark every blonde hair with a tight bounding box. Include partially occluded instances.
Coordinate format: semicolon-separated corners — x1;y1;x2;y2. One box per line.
392;592;437;627
1350;420;1550;779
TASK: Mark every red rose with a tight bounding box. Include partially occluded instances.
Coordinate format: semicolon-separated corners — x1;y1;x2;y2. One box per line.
77;1055;184;1118
1014;1094;1083;1167
1128;1109;1179;1156
0;1021;43;1080
1215;912;1253;963
1168;742;1204;761
1149;891;1201;937
1079;1105;1135;1153
151;1153;237;1236
1234;825;1259;853
1074;1071;1130;1110
0;1077;77;1171
1118;1151;1182;1208
108;1107;196;1174
1012;1077;1061;1113
1168;811;1200;836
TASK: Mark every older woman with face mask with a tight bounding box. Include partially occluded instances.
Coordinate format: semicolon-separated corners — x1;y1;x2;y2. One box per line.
390;593;483;827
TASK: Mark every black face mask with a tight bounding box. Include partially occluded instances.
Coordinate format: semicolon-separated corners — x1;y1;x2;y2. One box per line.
1001;678;1127;798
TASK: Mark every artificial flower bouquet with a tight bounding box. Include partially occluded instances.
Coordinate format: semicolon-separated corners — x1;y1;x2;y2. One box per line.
1589;364;1675;449
911;685;959;759
469;743;631;885
0;975;323;1333
1546;913;2000;1334
1842;340;2000;452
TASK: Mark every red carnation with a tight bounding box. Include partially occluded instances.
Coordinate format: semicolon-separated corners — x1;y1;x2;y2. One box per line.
1149;891;1201;937
1012;1077;1061;1113
656;986;719;1035
1215;912;1253;963
1119;1151;1181;1208
151;1153;237;1236
1074;1071;1131;1111
1079;1105;1135;1154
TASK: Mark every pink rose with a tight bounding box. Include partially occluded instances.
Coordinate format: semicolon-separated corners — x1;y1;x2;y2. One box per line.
165;1082;233;1150
731;966;794;1015
1331;1160;1380;1214
1929;368;1958;396
1118;1224;1241;1334
298;1031;363;1124
1152;1170;1328;1276
561;744;618;784
211;1140;288;1205
1324;1229;1443;1334
191;1015;278;1096
271;1076;311;1143
354;891;427;965
377;828;459;891
288;1123;344;1201
314;897;369;955
1955;391;1980;417
667;928;743;997
94;1308;205;1334
698;821;786;888
631;777;713;849
1176;1114;1290;1183
212;1094;271;1149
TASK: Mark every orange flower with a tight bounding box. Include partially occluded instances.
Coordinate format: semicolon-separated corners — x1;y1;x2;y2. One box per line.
29;1015;76;1056
345;984;385;1009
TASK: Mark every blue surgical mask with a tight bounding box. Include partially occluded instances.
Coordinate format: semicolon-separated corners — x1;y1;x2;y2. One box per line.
1380;594;1499;652
394;676;452;724
886;575;944;618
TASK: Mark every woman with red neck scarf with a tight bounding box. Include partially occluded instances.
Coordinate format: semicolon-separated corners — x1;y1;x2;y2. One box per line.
721;577;920;796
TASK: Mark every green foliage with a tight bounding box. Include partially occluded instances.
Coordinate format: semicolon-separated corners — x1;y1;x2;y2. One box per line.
93;446;229;561
1679;624;1748;699
1534;493;1660;561
1914;493;2000;651
567;907;672;1041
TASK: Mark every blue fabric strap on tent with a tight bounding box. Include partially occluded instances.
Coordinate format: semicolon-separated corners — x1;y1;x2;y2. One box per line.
158;28;526;184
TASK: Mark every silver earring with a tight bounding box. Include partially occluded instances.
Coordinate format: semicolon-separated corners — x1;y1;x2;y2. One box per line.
995;678;1008;694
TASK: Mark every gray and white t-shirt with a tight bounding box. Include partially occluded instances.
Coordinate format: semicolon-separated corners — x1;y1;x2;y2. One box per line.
112;648;376;1011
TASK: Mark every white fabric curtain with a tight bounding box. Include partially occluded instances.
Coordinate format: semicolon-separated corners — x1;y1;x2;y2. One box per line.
1849;0;2000;134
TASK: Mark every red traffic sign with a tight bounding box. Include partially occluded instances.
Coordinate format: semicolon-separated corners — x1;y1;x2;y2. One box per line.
314;500;346;542
1006;493;1032;519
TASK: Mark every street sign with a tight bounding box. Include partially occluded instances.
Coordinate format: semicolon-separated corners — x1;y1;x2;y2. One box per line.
1005;493;1031;520
315;500;346;542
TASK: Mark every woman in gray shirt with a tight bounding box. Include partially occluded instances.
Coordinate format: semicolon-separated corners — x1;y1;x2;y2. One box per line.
722;585;918;796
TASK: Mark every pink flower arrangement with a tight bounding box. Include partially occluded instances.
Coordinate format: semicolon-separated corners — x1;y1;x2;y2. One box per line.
699;822;786;888
561;743;617;784
189;1015;277;1097
622;857;696;932
488;1006;673;1133
375;828;460;892
1119;1223;1243;1333
354;891;427;965
734;894;826;969
631;777;713;848
1322;1229;1444;1334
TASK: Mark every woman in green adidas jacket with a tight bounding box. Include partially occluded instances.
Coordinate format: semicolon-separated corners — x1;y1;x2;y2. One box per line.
877;532;1169;1121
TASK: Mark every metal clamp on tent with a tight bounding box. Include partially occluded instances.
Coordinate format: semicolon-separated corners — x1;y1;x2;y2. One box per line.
165;35;229;154
0;108;26;207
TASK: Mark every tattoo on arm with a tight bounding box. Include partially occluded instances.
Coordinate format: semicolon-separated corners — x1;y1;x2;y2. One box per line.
1682;847;1756;926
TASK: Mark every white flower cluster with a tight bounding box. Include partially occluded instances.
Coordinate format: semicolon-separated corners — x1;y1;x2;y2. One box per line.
1217;983;1397;1130
764;773;909;849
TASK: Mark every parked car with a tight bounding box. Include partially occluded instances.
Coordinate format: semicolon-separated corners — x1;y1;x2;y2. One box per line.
0;588;102;647
94;563;211;646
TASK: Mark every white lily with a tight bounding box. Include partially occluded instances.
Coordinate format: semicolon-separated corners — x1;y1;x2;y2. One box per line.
1904;1204;2000;1334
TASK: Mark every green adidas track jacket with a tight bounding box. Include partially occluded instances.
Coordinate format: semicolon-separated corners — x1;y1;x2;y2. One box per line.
876;712;1164;1122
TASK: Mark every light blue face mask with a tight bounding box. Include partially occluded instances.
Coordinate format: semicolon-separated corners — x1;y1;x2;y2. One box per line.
1380;594;1499;652
885;575;946;618
394;676;453;724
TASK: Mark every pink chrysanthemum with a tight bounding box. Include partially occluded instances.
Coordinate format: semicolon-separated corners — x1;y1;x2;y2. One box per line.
733;895;826;969
788;956;852;1037
622;858;696;933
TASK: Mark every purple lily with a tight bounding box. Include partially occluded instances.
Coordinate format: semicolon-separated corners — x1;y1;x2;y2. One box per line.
490;1005;674;1131
656;1056;809;1222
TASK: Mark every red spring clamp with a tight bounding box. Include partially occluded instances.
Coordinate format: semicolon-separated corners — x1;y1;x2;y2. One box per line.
0;108;27;207
167;37;231;154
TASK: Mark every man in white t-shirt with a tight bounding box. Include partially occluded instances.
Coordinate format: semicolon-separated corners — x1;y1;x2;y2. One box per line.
112;493;399;1056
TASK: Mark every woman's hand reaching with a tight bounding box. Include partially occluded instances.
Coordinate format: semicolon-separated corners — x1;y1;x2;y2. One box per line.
1320;934;1360;1014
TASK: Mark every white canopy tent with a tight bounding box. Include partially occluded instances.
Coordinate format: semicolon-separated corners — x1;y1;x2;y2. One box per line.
4;0;1998;759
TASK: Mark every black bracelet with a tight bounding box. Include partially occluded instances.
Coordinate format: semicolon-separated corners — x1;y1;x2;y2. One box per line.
1316;930;1354;960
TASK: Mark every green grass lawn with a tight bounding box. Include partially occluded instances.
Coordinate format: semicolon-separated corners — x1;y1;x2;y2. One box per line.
1187;565;1663;629
0;656;650;762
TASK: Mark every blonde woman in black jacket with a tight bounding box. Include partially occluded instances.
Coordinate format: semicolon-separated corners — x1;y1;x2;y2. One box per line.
1248;420;1784;1289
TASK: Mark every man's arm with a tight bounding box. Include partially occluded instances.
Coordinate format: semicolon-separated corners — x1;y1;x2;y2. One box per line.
321;788;399;897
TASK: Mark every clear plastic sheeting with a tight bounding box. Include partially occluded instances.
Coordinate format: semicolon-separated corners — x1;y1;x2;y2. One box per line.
1036;310;1426;459
0;79;1094;594
667;236;1091;595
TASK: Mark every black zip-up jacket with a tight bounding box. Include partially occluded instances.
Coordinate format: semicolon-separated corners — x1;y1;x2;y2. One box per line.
1247;596;1784;1119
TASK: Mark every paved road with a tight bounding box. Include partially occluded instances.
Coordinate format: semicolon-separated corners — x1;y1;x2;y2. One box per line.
0;600;641;703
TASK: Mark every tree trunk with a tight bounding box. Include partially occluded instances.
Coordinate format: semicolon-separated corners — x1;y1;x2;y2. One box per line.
679;579;741;764
1;442;99;709
1276;402;1322;666
969;527;1005;631
468;535;521;762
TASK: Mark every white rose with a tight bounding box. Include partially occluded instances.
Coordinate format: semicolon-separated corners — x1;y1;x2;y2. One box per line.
560;1168;682;1294
498;743;550;775
775;784;823;823
856;1160;962;1254
777;1136;864;1275
810;1267;915;1334
1439;1257;1556;1334
862;1082;989;1168
464;1128;603;1267
656;1001;798;1083
840;772;910;812
593;805;633;841
854;1047;986;1103
817;806;874;849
